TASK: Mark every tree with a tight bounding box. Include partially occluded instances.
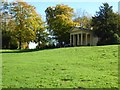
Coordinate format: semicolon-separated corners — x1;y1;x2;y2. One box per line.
0;1;12;49
35;26;48;49
11;1;44;49
116;13;120;36
73;16;92;28
73;9;92;28
92;3;120;45
45;4;76;45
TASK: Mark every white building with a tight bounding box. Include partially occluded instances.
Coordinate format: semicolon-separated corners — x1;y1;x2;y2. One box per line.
70;26;99;46
28;42;38;49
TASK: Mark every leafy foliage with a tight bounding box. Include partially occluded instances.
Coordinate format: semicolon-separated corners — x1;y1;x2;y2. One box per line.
45;4;77;45
1;1;45;49
73;9;92;28
73;16;91;28
0;1;12;48
92;3;120;45
11;2;37;49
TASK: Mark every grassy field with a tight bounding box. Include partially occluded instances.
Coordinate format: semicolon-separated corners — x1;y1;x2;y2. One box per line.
2;45;118;88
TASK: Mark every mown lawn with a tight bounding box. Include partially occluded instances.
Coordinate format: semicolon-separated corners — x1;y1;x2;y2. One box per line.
2;45;118;88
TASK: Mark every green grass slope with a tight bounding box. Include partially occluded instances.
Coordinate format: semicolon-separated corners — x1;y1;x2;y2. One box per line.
2;45;118;88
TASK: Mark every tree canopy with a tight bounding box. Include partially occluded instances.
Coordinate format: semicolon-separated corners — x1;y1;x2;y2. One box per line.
73;16;91;28
73;9;92;28
92;3;120;45
1;1;45;49
1;2;120;49
45;4;77;45
11;1;42;49
0;1;12;48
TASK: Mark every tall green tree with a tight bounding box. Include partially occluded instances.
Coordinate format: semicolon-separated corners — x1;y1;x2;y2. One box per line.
0;1;12;49
45;4;76;45
35;26;48;49
92;3;120;45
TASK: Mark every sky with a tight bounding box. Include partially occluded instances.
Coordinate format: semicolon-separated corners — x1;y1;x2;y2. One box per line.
27;2;118;21
4;0;119;21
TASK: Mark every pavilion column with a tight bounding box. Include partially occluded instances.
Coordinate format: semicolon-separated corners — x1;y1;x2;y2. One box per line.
77;34;80;46
90;34;92;46
73;34;75;46
81;33;83;45
89;34;91;46
85;34;88;45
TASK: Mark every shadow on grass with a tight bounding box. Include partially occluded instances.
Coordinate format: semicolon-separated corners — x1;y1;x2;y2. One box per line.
1;47;61;53
1;49;40;53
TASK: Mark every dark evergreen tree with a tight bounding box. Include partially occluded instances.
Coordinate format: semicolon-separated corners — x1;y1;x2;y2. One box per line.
92;3;120;45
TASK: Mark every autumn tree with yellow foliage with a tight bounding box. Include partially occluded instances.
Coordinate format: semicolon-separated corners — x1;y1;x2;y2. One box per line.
10;1;44;49
45;4;78;45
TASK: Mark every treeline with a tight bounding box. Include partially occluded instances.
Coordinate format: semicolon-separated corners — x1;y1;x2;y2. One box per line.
1;1;46;49
0;1;120;49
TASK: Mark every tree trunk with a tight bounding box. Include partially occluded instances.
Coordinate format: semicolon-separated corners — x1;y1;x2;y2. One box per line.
18;37;22;49
19;41;22;49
